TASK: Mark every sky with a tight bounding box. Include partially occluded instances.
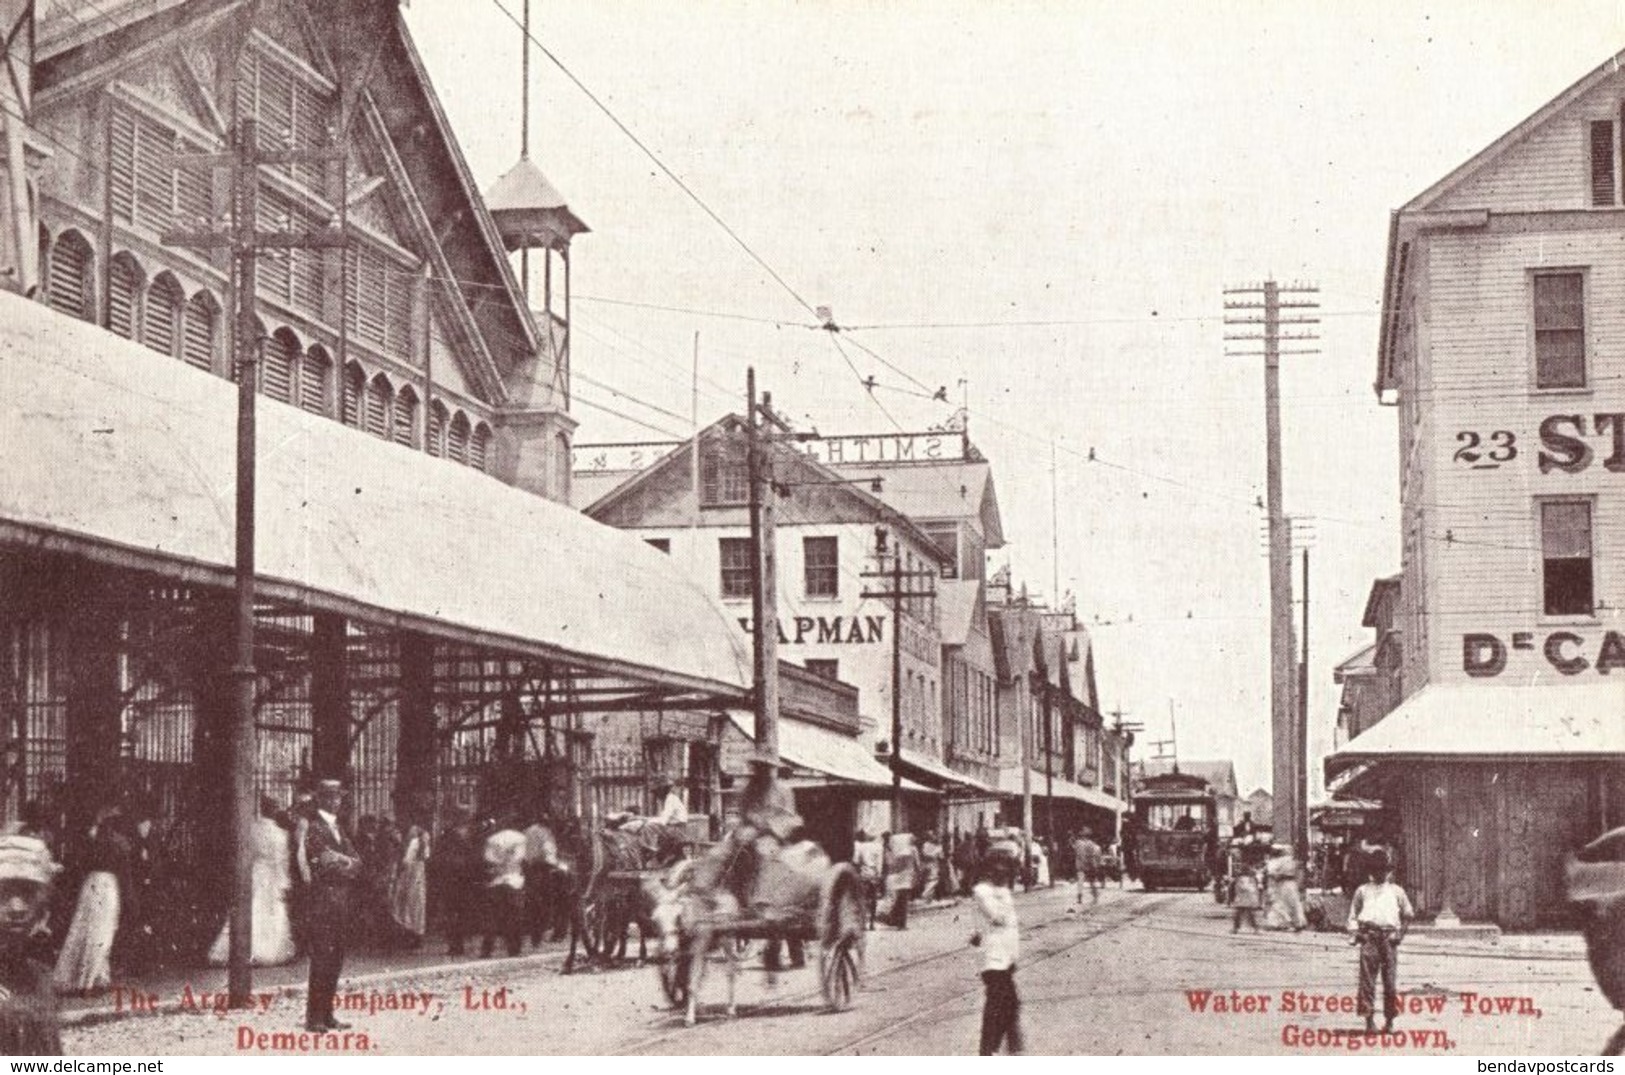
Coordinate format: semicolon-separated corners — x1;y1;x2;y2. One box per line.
403;0;1625;796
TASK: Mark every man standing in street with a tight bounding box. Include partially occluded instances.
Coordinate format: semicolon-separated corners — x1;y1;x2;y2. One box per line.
1347;851;1415;1034
1072;829;1103;907
299;779;359;1033
481;819;528;958
970;848;1022;1055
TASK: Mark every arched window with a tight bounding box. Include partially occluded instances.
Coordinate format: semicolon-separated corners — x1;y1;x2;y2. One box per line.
392;386;418;447
447;411;470;464
47;231;94;322
365;374;392;440
144;273;184;357
469;422;491;472
181;291;219;373
340;362;365;428
300;346;331;416
426;401;449;458
106;253;143;339
262;328;299;403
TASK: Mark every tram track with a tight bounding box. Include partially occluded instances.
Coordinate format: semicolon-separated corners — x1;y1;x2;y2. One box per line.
617;891;1175;1055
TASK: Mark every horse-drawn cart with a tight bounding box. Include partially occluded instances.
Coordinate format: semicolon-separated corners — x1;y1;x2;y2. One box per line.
654;840;867;1025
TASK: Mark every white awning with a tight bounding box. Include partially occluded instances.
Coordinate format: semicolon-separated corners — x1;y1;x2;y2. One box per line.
730;712;931;791
0;292;750;695
896;747;999;794
997;768;1126;813
1325;682;1625;780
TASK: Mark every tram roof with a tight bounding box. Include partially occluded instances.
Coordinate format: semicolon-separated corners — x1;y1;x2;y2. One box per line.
0;293;751;700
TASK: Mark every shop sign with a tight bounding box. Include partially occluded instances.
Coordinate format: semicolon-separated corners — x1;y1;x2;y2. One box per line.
797;432;964;465
737;615;886;645
1455;414;1625;473
1463;630;1625;676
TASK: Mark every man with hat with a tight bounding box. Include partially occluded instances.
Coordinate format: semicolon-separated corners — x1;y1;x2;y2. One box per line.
1346;851;1414;1034
298;779;360;1033
0;834;61;1054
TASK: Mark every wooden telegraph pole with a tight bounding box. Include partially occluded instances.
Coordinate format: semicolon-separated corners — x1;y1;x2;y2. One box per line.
862;536;936;832
1224;280;1318;864
163;114;346;1012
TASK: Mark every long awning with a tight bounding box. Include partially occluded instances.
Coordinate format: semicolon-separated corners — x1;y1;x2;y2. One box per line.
0;292;750;698
895;747;999;796
1324;681;1625;781
997;768;1127;813
729;712;931;792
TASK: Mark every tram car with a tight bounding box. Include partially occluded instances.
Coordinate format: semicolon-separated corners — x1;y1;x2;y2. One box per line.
1128;769;1220;892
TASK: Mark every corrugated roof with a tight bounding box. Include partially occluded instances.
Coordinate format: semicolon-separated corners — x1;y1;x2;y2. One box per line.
730;712;930;791
830;461;1005;549
996;768;1125;813
1325;682;1625;781
0;293;750;693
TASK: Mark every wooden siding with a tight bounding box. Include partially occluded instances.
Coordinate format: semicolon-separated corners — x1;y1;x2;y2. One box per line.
1432;76;1625;214
1407;229;1625;681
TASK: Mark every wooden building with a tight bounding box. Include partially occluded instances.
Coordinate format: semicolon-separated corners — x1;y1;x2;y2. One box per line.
1328;46;1625;927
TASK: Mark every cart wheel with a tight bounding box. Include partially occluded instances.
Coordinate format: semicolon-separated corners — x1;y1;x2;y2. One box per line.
821;936;859;1011
660;937;692;1007
578;891;608;958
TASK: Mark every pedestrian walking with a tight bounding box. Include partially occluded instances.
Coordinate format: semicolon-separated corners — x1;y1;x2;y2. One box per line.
882;832;918;929
1072;829;1103;906
852;830;882;930
299;779;361;1033
1264;844;1307;931
433;809;480;956
1347;852;1414;1033
920;832;943;901
970;850;1022;1055
480;821;527;958
53;804;129;996
389;815;429;948
1230;866;1262;933
0;835;63;1054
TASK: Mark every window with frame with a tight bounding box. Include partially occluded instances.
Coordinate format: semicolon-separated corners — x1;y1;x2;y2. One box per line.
1542;500;1594;616
700;445;749;507
719;537;753;600
805;659;839;681
1534;271;1586;389
923;525;959;579
1592;120;1618;206
803;536;838;598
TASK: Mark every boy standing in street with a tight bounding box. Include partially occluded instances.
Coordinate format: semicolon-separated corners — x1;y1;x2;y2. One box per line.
970;851;1022;1055
1347;851;1415;1033
1073;829;1103;906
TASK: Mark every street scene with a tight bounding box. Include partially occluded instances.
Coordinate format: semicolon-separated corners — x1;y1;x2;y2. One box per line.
57;884;1617;1055
4;0;1625;1059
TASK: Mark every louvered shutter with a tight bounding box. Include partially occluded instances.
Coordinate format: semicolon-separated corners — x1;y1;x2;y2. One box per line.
392;390;417;447
109;111;137;224
300;350;330;415
262;333;295;403
290;243;324;317
182;295;215;371
341;365;364;427
447;415;469;464
144;279;181;356
346;249;387;347
107;258;137;339
290;78;329;190
48;237;90;321
257;195;292;303
133;116;174;232
469;424;490;472
426;404;446;457
364;378;390;439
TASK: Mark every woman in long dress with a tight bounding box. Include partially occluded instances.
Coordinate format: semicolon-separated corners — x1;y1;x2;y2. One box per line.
208;801;295;966
53;807;129;995
389;821;429;945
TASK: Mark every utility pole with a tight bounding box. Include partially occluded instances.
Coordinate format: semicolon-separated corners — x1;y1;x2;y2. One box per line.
1041;658;1055;876
164;91;346;1010
1225;279;1318;866
1298;544;1311;861
746;367;779;765
863;535;937;831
